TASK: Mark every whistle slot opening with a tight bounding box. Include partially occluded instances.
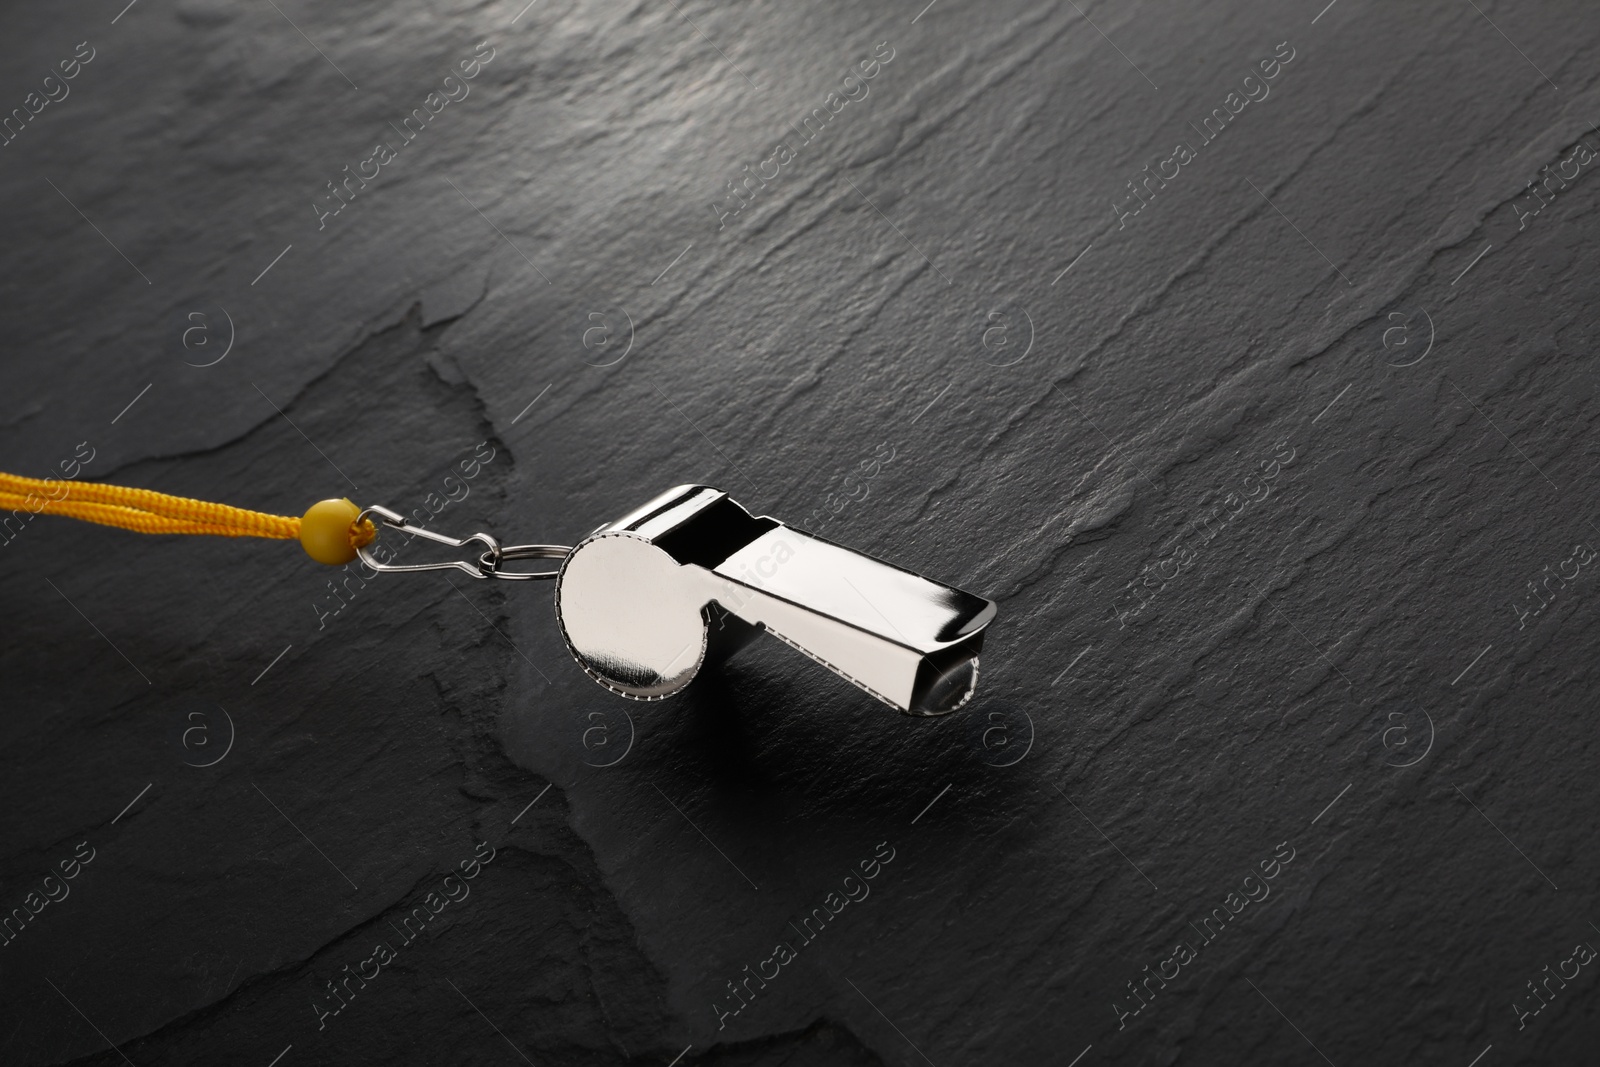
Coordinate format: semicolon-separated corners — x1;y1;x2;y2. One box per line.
653;496;776;568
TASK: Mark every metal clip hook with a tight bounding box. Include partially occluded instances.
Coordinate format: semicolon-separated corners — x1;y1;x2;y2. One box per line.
355;505;570;580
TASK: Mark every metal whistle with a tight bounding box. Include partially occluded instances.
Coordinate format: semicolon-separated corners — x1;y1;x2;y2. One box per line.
554;485;997;715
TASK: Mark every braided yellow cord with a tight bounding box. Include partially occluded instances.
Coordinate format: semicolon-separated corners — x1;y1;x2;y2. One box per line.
0;472;374;546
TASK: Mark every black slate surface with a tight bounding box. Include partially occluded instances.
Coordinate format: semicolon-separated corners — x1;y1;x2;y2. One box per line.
3;1;1600;1064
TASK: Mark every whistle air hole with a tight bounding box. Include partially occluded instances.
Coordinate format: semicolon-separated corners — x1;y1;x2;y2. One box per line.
912;654;978;715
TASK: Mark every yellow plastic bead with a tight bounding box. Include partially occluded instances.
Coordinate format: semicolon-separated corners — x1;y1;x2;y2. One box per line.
299;498;363;565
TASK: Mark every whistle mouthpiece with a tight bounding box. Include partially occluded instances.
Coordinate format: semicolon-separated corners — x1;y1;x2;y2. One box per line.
555;486;997;714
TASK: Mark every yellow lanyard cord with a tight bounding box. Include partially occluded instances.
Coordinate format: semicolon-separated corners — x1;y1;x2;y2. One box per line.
0;472;375;564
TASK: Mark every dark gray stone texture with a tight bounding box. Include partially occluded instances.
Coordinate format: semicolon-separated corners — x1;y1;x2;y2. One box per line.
2;0;1599;1063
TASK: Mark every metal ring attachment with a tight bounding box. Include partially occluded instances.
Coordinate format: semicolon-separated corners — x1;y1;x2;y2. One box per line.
355;505;571;581
477;543;570;581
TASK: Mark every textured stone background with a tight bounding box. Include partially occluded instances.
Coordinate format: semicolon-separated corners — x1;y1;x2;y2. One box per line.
2;0;1599;1064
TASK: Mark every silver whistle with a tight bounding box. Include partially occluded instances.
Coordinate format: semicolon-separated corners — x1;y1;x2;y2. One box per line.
554;485;997;715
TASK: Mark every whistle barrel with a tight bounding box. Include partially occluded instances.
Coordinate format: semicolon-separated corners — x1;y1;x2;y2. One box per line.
558;485;996;715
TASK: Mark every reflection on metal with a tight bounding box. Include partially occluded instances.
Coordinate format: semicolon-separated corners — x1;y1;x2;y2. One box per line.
555;485;997;715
